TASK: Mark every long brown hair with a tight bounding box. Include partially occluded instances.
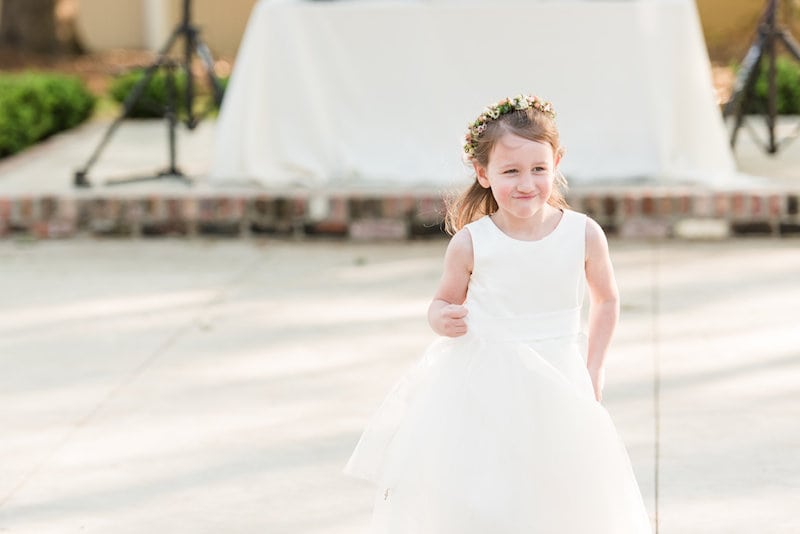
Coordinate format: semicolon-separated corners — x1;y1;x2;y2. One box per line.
444;105;570;235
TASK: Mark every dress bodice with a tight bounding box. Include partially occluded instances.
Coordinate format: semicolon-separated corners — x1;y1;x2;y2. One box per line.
462;208;587;341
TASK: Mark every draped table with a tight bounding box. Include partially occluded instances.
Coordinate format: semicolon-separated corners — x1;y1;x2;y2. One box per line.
209;0;737;189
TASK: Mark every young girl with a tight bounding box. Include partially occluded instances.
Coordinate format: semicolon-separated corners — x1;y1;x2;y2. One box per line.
343;94;652;533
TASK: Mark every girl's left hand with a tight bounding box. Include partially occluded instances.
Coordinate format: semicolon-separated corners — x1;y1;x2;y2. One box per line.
587;364;605;402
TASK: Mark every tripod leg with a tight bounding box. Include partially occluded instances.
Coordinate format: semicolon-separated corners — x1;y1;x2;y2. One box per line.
195;38;225;108
165;62;183;176
778;30;800;62
765;24;778;154
184;26;198;129
728;39;765;149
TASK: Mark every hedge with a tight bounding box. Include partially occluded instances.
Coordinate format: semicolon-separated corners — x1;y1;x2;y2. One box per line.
740;55;800;115
0;72;96;158
109;68;228;119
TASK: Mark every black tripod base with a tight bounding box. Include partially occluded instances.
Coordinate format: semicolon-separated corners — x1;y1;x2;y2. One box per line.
74;168;194;187
74;171;92;188
104;170;193;187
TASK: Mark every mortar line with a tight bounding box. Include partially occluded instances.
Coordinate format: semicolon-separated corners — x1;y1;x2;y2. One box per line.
0;250;265;510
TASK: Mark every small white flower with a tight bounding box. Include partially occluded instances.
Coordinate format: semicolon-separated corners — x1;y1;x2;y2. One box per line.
463;94;556;155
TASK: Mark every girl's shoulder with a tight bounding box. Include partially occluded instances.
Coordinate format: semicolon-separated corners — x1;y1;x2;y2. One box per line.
576;211;611;263
444;225;475;271
570;209;605;237
462;213;493;238
564;208;602;236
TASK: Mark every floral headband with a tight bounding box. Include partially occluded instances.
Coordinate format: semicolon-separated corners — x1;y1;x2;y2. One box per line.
463;94;556;158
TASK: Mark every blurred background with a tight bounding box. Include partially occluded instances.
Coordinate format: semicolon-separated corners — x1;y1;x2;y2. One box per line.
2;0;799;112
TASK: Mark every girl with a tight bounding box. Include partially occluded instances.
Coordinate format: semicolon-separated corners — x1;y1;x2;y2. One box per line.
343;94;652;533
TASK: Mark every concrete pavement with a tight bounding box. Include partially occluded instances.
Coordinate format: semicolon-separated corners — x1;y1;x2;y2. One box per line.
1;237;798;533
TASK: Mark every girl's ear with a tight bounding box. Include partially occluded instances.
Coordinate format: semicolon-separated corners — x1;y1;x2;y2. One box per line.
554;146;565;169
473;162;491;189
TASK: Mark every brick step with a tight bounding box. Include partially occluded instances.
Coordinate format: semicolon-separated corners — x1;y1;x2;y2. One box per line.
1;190;798;240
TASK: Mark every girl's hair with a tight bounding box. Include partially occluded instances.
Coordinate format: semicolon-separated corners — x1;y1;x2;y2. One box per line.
444;105;570;235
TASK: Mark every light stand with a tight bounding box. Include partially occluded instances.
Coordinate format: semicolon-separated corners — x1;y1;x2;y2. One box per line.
724;0;800;154
74;0;224;187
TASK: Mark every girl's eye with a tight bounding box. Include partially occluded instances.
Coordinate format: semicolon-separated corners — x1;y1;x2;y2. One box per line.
503;169;517;174
534;167;546;172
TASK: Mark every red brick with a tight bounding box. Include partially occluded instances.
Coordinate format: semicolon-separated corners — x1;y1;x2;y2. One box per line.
329;197;348;222
307;220;348;235
622;195;638;216
32;219;76;239
641;195;655;215
0;199;9;235
713;194;729;217
731;193;745;216
230;197;246;218
582;195;599;217
768;194;782;217
416;196;444;223
165;198;182;219
59;198;78;219
20;197;34;219
601;195;617;217
292;197;307;218
750;195;764;217
678;195;691;214
656;196;672;216
382;196;415;218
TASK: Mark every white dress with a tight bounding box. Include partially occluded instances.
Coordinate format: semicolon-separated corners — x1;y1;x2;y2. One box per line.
343;208;653;533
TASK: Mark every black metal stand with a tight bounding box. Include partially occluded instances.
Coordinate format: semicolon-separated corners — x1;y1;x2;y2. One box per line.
74;0;224;187
724;0;800;154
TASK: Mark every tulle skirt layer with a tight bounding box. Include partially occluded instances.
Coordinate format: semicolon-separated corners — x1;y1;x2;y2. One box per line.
343;333;653;534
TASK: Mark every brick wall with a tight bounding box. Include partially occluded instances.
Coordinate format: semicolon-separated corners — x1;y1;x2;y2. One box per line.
1;190;798;241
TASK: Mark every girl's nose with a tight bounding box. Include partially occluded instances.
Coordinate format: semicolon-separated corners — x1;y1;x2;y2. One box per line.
518;173;536;192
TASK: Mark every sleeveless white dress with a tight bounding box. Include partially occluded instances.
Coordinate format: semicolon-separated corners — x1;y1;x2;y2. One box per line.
343;208;653;533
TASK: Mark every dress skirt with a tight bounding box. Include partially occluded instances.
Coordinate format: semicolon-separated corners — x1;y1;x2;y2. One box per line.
343;331;653;533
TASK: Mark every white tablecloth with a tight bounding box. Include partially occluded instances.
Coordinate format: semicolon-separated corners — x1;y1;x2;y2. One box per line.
209;0;736;188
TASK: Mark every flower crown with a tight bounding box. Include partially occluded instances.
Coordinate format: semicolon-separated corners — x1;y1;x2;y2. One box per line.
463;94;556;158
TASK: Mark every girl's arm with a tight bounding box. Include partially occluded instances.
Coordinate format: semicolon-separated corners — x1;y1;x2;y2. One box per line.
428;228;473;337
584;217;620;402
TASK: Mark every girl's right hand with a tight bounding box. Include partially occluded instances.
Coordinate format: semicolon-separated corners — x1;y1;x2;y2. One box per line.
434;304;469;337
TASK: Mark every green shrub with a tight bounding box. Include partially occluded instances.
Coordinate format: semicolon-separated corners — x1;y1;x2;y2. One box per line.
109;67;228;118
739;55;800;115
109;68;188;118
0;72;95;158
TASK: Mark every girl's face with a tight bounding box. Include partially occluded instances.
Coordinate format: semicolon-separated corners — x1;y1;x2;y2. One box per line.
474;133;561;221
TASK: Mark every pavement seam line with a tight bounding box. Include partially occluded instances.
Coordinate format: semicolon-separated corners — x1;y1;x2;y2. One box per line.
652;240;662;534
0;250;266;510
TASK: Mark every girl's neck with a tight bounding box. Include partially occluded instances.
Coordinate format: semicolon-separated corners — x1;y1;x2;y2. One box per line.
490;205;564;241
